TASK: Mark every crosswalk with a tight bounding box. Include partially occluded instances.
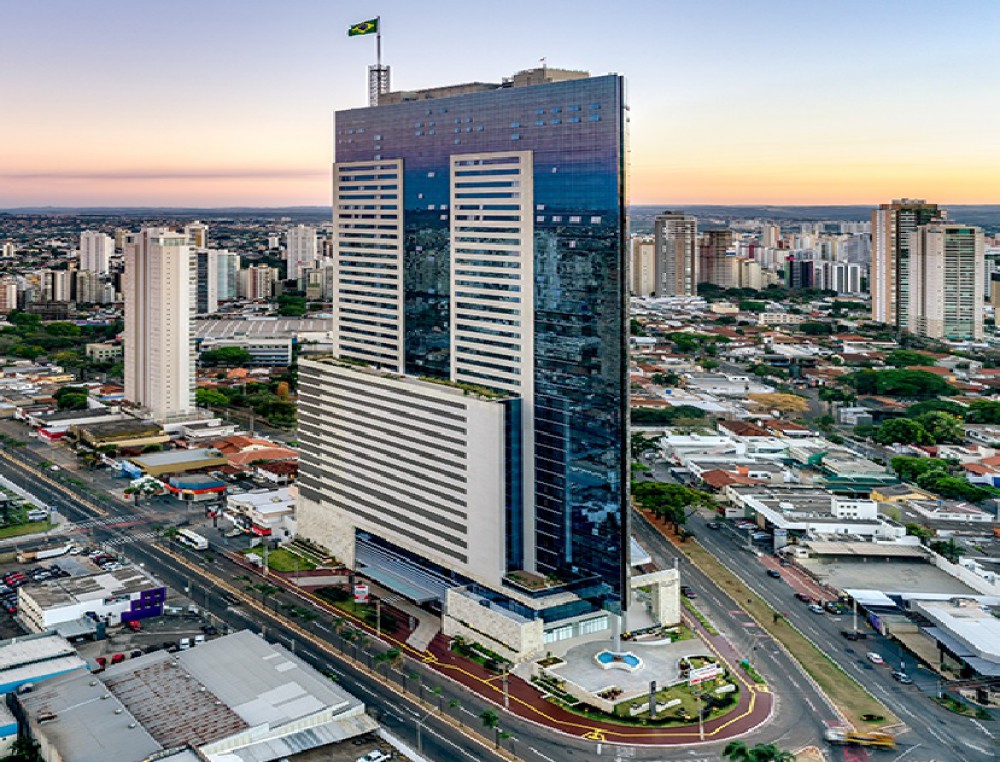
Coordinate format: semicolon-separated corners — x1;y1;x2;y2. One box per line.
75;514;145;529
102;531;160;547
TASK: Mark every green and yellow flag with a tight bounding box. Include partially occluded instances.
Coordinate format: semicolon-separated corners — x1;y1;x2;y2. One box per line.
348;18;378;37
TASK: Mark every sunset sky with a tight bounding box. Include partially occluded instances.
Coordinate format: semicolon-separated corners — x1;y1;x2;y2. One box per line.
2;0;998;207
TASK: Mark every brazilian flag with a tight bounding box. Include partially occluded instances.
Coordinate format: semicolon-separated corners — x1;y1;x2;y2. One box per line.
348;18;378;37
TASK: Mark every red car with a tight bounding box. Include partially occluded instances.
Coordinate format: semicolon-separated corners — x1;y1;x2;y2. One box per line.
126;620;141;632
110;653;125;665
94;656;107;673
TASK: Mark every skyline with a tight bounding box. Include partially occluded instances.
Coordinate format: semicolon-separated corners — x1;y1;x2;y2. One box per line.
3;0;998;207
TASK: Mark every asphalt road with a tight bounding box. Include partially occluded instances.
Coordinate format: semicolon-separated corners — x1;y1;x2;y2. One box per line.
687;511;998;762
0;442;789;762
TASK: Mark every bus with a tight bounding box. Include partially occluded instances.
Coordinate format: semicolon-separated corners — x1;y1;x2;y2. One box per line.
176;528;209;551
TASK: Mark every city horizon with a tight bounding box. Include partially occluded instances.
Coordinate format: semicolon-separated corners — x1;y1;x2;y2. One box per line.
3;1;997;207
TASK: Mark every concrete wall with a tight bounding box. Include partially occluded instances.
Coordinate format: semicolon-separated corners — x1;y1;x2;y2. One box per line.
443;588;544;663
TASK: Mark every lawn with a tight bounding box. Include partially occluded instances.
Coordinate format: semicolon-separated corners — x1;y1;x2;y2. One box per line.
0;520;51;539
661;515;896;729
246;547;316;573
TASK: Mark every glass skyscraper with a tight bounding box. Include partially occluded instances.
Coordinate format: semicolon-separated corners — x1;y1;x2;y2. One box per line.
299;68;629;620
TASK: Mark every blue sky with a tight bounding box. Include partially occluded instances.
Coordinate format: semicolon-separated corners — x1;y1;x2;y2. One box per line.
2;0;997;205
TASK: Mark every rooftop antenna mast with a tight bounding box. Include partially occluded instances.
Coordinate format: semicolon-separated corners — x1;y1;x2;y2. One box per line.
348;17;389;106
368;17;389;106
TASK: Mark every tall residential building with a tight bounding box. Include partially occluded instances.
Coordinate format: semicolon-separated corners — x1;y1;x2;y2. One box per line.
184;221;209;249
194;250;219;315
908;223;984;340
871;198;940;326
629;236;655;296
216;251;241;301
238;264;277;300
79;231;114;274
73;270;102;304
0;277;17;314
1;242;16;259
653;211;698;297
697;229;736;288
38;269;71;303
285;225;318;281
123;228;196;422
761;224;781;248
298;68;630;657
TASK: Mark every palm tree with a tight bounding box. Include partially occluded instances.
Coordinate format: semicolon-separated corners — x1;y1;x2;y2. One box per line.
431;685;443;712
480;709;500;748
448;698;463;726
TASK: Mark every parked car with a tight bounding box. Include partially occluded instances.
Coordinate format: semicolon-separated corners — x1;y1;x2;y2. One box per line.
356;751;391;762
794;592;813;603
126;620;141;632
808;604;825;614
824;601;846;614
110;653;125;665
867;652;884;665
766;569;782;579
892;671;913;684
680;586;697;599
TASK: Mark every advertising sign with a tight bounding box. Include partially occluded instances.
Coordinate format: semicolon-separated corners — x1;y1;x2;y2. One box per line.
353;583;369;603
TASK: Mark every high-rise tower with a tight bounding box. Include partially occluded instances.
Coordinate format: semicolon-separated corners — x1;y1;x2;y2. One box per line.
908;223;984;340
870;198;940;326
654;211;698;297
79;231;114;275
298;68;629;655
123;228;196;421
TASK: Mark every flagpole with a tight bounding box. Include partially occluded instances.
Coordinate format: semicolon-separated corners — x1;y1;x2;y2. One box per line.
376;16;381;71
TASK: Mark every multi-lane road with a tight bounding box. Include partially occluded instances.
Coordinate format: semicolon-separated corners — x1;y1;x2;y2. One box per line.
684;509;998;762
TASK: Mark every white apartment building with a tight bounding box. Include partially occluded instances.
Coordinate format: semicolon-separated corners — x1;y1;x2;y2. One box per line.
216;251;241;301
0;277;18;314
79;231;114;274
630;235;656;296
286;224;318;281
908;223;984;340
184;220;209;248
123;228;196;421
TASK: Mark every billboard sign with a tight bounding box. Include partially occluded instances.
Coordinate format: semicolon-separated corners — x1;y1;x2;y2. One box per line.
688;664;722;686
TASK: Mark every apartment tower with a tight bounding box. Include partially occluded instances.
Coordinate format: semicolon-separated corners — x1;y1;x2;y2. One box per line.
870;198;940;326
79;231;114;275
123;228;196;421
653;211;698;297
908;223;984;340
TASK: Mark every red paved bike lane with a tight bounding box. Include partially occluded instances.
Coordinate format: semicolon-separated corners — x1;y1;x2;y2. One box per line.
226;550;774;745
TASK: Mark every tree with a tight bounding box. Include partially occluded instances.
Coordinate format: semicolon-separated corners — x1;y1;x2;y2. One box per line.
196;388;230;407
629;318;646;336
631;405;706;425
799;321;835;335
875;418;932;446
906;399;966;419
905;522;934;541
845;369;953;399
885;349;937;368
56;392;88;410
633;482;713;532
448;698;464;726
200;346;252;366
818;386;855;404
631;432;659;459
930;538;966;564
650;371;681;387
890;456;949;482
965;400;1000;424
274;381;291;400
915;411;964;444
479;709;501;748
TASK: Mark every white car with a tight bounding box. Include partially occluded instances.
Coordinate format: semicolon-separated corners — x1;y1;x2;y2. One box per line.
866;652;884;665
356;752;390;762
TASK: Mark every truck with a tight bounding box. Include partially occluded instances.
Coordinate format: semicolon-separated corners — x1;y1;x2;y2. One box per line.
824;728;896;750
17;543;73;564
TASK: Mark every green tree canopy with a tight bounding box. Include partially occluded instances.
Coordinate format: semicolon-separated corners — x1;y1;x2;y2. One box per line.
845;368;953;399
885;349;937;367
905;399;966;419
196;388;230;407
631;405;706;425
890;456;949;482
874;418;932;445
915;411;964;444
56;392;88;411
965;400;1000;424
44;322;82;338
199;346;252;366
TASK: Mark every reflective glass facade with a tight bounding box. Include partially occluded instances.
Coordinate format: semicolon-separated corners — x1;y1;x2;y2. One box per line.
335;74;628;609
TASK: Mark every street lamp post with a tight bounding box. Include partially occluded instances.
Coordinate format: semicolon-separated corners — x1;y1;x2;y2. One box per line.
414;708;434;755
